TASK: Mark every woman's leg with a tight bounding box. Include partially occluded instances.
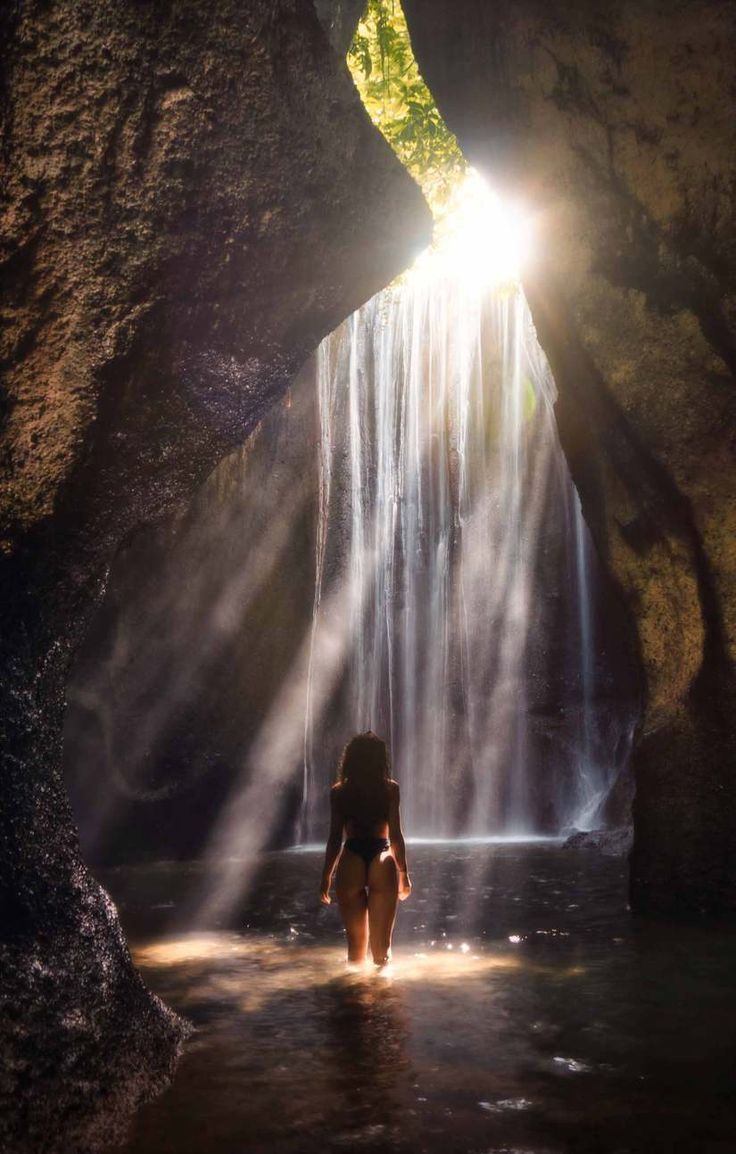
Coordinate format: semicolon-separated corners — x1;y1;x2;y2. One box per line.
335;850;369;963
367;851;399;966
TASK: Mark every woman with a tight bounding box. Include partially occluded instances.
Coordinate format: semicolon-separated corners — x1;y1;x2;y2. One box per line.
320;731;412;969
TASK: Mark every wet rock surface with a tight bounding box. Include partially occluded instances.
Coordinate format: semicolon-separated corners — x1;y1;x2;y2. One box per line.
0;1;429;1149
564;826;634;857
403;0;736;913
0;880;187;1154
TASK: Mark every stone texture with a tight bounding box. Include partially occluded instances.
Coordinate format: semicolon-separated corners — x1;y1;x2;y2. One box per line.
64;364;320;865
0;0;430;1147
403;0;736;912
564;825;634;857
0;881;189;1154
314;0;367;54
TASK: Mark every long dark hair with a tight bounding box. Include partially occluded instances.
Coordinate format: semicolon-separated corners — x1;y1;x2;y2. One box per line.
337;731;391;787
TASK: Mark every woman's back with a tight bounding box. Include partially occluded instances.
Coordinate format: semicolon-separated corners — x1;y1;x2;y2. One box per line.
333;778;395;838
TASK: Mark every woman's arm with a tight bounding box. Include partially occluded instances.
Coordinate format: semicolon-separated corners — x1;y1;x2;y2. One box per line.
320;786;344;905
388;782;412;900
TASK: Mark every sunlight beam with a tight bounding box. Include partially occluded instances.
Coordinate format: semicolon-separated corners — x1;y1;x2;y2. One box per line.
409;169;533;290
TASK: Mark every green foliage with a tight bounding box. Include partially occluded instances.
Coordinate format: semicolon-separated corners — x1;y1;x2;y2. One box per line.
347;0;466;212
523;376;538;422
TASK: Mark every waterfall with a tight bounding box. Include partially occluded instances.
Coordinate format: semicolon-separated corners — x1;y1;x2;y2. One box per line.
301;262;619;841
569;490;614;830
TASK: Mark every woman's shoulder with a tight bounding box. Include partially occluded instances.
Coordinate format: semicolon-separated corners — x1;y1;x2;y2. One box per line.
387;779;400;796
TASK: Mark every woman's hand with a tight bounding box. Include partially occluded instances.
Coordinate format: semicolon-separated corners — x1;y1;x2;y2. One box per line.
319;873;332;905
398;871;412;901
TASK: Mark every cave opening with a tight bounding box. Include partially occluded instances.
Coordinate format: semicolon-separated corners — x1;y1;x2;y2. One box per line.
63;0;639;894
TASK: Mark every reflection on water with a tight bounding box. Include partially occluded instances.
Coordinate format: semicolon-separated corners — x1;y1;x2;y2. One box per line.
106;844;736;1154
137;935;524;996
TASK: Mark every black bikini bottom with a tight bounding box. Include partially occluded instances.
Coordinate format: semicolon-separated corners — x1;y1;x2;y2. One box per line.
344;836;390;866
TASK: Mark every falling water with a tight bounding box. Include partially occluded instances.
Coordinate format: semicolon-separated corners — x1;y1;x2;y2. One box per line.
300;261;619;841
570;491;609;830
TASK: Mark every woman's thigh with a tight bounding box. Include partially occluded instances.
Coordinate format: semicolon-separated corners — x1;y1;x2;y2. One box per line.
335;848;367;896
367;851;398;893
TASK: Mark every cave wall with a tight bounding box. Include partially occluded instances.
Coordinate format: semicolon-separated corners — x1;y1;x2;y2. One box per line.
64;364;320;865
403;0;736;911
0;1;430;1148
313;0;367;54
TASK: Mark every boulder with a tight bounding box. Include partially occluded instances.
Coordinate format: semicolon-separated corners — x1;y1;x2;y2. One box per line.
564;826;634;857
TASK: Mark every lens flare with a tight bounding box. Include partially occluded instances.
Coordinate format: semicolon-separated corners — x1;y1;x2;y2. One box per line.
410;169;532;289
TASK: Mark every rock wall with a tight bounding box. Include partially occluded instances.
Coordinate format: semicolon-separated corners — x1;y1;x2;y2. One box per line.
0;0;430;1148
314;0;366;54
65;365;320;865
403;0;736;912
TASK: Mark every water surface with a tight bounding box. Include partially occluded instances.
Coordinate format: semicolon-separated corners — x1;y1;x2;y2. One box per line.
104;844;736;1154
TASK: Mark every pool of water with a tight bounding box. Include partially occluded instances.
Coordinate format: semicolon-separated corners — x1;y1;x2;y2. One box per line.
102;843;736;1154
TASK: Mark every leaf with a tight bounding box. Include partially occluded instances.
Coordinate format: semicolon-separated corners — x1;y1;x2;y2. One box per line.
347;0;467;211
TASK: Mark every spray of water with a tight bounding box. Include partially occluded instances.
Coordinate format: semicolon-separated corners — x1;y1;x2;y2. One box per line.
301;222;618;840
